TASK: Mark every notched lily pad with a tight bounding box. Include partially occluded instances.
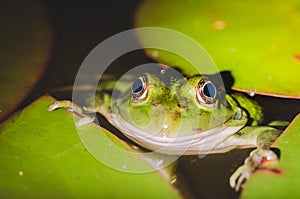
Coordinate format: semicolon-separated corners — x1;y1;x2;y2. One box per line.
0;0;52;121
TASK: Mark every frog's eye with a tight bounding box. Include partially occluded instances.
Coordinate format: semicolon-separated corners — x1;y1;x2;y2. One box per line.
131;75;148;103
196;78;217;107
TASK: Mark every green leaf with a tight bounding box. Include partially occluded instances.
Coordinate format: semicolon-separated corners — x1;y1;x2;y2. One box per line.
0;0;52;121
0;95;182;199
241;114;300;198
135;0;300;98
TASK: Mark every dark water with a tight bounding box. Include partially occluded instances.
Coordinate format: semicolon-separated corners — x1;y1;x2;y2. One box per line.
21;1;300;199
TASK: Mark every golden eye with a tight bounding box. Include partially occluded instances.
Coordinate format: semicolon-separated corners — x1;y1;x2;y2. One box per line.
196;78;217;108
131;75;148;103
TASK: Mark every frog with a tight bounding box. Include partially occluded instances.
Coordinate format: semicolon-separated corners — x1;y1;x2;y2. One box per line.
48;67;282;191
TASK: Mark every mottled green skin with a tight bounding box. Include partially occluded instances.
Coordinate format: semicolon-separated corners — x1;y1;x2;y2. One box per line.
95;73;264;139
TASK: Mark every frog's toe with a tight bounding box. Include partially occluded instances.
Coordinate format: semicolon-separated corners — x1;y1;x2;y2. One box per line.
229;164;252;191
47;100;73;111
47;101;61;111
75;116;95;127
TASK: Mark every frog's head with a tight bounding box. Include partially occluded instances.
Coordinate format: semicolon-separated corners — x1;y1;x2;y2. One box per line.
110;73;246;154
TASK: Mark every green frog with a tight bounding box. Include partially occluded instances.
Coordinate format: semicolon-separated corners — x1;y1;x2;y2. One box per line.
48;68;281;191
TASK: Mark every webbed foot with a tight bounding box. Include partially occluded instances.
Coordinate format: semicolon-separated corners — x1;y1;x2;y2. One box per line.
229;148;278;191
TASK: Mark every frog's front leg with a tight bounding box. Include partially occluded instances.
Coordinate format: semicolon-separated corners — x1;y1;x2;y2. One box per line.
229;127;281;191
48;100;97;126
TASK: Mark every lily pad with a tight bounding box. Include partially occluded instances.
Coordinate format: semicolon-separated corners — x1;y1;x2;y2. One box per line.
0;95;182;199
135;0;300;99
241;114;300;198
0;0;52;121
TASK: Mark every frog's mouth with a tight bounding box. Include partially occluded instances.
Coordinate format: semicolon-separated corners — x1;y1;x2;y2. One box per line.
107;114;249;155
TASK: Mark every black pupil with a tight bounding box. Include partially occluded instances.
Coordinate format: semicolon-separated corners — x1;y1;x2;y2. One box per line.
203;83;216;98
132;78;144;93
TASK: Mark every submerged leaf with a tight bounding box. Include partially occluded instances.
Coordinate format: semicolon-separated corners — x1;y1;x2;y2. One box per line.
0;0;52;121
